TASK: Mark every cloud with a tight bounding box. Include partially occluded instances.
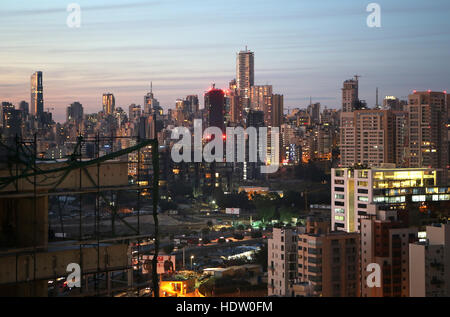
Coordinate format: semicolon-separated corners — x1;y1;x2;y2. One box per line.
0;1;164;18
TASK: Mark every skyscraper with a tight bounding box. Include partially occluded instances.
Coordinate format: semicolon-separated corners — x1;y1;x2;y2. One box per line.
271;94;284;128
226;79;242;125
30;71;44;117
19;101;29;116
144;83;160;115
340;109;396;168
185;95;199;114
407;91;448;181
383;96;404;111
342;76;359;113
1;102;22;138
236;48;254;108
128;104;142;123
102;93;115;115
205;85;225;132
250;85;272;111
307;102;321;124
66;102;84;123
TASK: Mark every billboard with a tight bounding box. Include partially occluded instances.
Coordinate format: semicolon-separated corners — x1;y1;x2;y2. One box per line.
141;255;176;274
225;208;240;215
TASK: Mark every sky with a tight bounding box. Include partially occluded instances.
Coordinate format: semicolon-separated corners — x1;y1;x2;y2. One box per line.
1;0;450;122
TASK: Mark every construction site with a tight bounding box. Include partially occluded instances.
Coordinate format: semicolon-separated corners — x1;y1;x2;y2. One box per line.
0;135;162;297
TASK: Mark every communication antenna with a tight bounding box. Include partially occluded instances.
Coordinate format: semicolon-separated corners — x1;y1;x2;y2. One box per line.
376;87;379;108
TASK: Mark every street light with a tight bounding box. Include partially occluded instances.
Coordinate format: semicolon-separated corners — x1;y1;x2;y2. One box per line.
190;255;194;270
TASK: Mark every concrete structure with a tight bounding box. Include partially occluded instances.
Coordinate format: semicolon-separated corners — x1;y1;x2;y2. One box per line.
342;76;359;113
331;167;439;232
268;227;298;296
0;160;134;296
407;91;448;182
271;94;284;128
361;207;418;297
409;223;450;297
296;231;360;297
340;109;396;168
250;85;272;111
393;111;408;167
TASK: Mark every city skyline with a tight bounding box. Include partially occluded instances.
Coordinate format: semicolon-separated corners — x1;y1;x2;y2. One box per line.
1;0;450;122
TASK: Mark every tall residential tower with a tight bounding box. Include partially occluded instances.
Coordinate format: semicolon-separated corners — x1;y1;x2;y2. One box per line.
30;71;44;117
236;48;254;108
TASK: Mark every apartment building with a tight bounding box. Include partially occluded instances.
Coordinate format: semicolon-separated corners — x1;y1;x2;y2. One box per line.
296;231;360;297
340;109;396;168
410;223;450;297
342;77;359;113
407;91;448;181
361;207;418;297
268;227;298;296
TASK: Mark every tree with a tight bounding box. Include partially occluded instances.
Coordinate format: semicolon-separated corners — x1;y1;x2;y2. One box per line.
254;242;268;271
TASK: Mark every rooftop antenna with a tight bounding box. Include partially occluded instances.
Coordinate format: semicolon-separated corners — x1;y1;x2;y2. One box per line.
354;74;361;81
376;87;379;108
150;81;153;93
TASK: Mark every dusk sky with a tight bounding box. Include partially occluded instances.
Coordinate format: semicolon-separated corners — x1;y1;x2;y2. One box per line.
1;0;450;122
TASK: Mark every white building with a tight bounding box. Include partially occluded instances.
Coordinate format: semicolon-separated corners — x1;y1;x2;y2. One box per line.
331;167;438;232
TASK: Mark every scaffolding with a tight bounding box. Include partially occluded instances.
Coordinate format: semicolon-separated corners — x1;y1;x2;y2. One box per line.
0;134;161;297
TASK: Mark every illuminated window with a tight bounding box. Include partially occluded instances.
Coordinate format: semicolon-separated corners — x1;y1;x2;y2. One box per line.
412;195;426;202
373;196;386;203
358;171;369;179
